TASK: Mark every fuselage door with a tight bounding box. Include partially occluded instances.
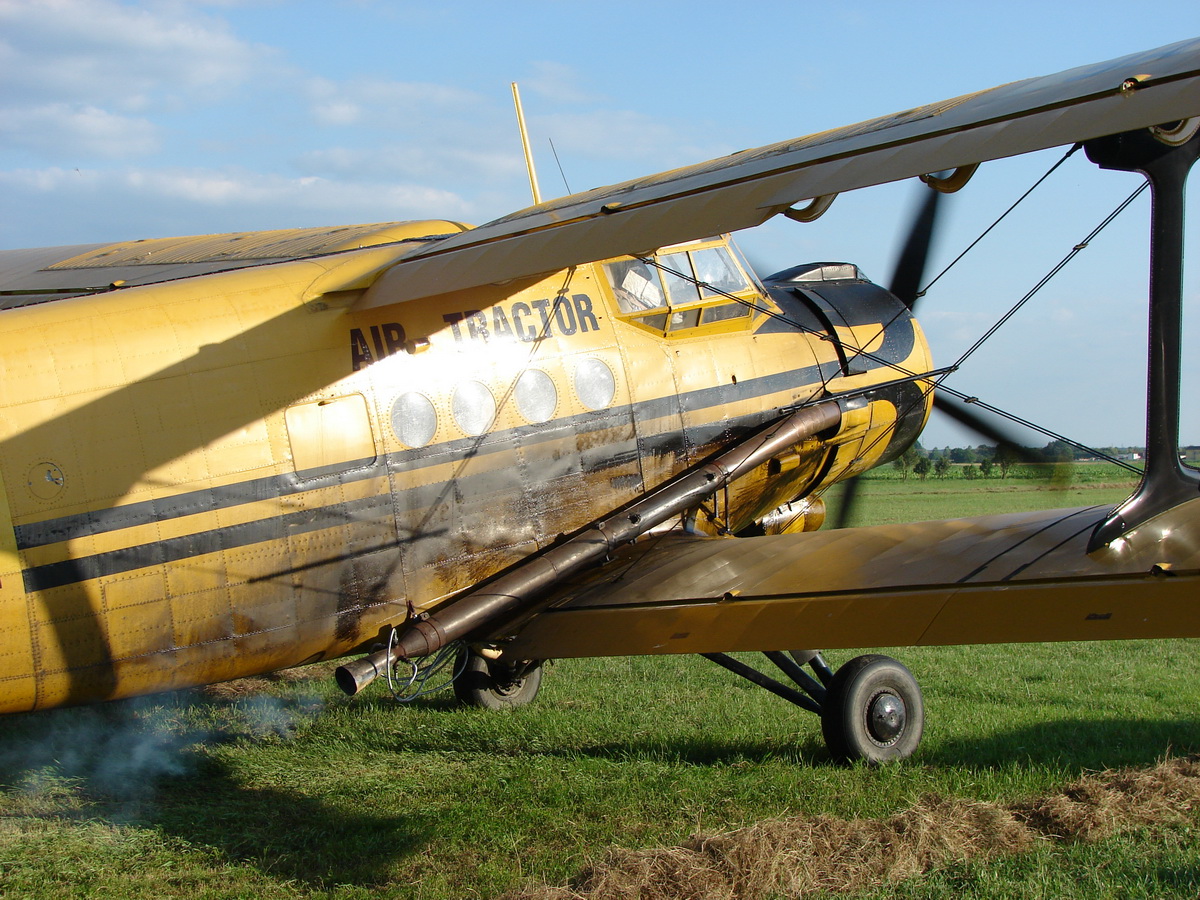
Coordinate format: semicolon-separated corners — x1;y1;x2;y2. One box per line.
600;236;769;480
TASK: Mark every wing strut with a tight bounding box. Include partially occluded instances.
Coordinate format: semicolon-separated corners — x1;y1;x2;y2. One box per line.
1085;120;1200;550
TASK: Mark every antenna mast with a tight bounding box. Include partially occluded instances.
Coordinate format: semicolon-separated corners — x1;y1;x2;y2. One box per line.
510;82;542;205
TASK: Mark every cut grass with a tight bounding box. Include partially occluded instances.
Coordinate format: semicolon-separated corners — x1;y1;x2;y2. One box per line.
3;468;1198;899
503;757;1200;899
825;461;1138;527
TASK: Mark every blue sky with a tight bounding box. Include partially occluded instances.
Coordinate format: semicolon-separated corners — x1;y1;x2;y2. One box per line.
2;0;1198;448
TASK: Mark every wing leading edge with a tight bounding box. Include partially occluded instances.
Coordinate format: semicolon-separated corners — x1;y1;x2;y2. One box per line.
361;37;1200;308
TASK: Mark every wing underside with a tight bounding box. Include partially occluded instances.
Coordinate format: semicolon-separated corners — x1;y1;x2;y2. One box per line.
491;498;1200;659
361;38;1200;307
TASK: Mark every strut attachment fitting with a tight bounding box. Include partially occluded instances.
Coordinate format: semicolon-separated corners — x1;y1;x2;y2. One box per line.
919;162;979;193
783;194;837;223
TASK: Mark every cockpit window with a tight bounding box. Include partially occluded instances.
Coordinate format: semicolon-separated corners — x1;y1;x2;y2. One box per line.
604;259;666;313
702;302;748;323
657;252;702;306
602;238;757;335
692;247;749;297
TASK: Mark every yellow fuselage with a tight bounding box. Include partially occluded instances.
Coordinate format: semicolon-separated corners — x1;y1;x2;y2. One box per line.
0;228;932;712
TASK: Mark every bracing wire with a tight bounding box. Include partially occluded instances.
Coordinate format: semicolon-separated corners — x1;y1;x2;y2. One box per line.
933;387;1143;474
638;165;1150;518
638;255;841;398
916;143;1082;299
943;180;1149;373
844;143;1083;378
549;137;572;195
812;177;1152;491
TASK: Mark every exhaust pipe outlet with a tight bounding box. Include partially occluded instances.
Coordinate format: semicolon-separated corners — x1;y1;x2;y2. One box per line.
335;618;451;696
335;650;391;696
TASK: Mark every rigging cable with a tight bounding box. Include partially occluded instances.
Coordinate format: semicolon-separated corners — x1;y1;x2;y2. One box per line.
642;173;1151;495
916;143;1082;299
931;387;1142;474
941;180;1149;373
845;142;1083;378
813;176;1153;491
906;179;1152;472
549;137;572;194
637;255;840;399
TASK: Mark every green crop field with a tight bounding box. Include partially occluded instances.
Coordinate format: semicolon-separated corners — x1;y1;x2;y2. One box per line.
3;464;1199;899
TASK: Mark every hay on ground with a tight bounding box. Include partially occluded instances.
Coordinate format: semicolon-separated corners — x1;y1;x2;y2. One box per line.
505;756;1200;900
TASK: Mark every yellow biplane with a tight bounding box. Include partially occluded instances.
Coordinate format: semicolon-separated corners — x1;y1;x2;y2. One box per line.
0;39;1197;762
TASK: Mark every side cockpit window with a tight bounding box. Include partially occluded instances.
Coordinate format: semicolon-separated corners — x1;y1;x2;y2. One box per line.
657;252;702;306
602;238;758;336
693;246;746;298
607;260;666;313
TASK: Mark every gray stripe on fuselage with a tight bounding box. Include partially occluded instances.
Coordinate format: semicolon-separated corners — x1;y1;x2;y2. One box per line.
15;358;844;550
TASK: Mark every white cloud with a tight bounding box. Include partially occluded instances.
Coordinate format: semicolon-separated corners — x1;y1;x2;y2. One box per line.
0;164;480;249
312;101;363;128
305;76;484;131
536;109;731;169
3;164;472;214
0;104;159;158
522;61;601;105
298;144;522;184
0;0;275;111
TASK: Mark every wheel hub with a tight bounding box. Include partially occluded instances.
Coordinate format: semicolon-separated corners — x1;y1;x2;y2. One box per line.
867;691;907;744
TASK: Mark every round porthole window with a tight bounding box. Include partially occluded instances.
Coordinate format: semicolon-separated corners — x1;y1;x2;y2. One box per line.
574;358;616;410
391;392;438;448
515;369;557;423
452;381;496;436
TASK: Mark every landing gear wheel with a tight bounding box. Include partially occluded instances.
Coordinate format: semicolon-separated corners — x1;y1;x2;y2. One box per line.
821;654;923;764
452;647;543;710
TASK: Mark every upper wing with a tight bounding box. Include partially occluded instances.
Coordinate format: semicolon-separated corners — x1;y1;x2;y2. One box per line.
490;498;1200;659
0;220;466;309
361;38;1200;308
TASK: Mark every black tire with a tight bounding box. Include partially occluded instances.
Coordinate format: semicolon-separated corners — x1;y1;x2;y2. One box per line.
821;654;924;763
452;647;543;710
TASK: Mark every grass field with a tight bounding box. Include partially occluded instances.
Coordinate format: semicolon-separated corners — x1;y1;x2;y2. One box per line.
3;464;1199;899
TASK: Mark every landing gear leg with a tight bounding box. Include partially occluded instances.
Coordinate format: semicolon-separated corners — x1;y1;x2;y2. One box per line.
702;650;924;763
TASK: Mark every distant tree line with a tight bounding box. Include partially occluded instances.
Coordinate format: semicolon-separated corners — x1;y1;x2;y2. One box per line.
888;442;1199;481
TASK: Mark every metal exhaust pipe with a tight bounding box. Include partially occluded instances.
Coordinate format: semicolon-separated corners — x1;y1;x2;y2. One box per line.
336;401;845;696
334;653;391;696
396;402;842;661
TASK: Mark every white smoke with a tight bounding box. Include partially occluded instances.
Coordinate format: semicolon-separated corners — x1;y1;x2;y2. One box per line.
3;688;323;819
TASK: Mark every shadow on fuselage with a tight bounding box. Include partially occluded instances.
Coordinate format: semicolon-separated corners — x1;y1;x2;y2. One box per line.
9;290;360;707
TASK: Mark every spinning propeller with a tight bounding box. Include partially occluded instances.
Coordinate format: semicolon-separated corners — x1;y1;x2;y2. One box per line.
832;183;1033;528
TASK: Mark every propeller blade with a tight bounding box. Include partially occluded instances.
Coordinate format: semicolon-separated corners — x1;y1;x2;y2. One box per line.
832;475;861;529
887;187;941;310
835;186;944;527
932;393;1040;463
